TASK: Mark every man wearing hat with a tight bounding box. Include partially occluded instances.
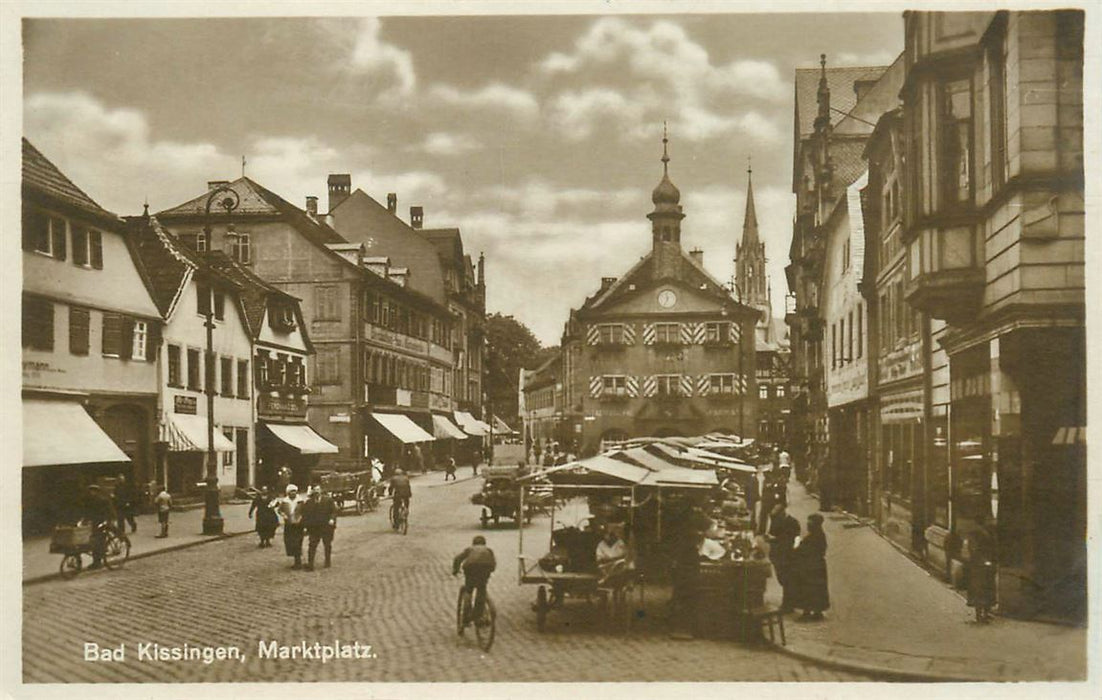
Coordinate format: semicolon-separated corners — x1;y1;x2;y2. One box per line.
270;484;307;569
302;485;338;570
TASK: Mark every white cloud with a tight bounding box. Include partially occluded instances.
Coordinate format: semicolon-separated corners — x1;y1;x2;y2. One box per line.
418;132;481;157
347;17;416;97
834;50;898;67
538;18;787;144
426;83;540;124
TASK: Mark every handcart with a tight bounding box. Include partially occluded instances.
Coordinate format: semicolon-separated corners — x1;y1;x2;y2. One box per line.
50;522;131;579
470;464;551;527
316;470;379;514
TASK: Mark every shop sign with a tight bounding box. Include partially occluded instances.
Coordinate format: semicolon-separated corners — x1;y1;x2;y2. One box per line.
367;326;428;355
174;395;197;415
396;389;412;406
329;413;351;423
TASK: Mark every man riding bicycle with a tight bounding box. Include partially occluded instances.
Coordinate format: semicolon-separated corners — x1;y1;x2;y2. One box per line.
388;468;412;524
83;484;116;570
453;535;497;624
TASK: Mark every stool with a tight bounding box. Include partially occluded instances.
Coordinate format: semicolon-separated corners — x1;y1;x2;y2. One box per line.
745;606;786;646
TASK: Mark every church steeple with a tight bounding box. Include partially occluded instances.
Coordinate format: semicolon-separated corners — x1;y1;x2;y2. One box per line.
735;160;769;314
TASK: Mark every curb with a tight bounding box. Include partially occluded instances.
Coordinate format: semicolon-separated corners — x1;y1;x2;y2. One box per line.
770;641;980;683
24;528;254;586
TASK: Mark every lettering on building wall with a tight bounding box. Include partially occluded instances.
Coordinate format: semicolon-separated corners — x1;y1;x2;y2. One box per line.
174;395;197;415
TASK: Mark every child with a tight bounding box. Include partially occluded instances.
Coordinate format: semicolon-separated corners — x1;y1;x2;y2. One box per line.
154;486;172;538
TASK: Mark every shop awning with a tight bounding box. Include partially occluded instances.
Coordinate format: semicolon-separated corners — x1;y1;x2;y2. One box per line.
492;415;517;435
23;398;130;467
431;414;468;440
264;422;339;454
1052;426;1086;445
454;411;489;437
372;413;434;443
161;413;235;452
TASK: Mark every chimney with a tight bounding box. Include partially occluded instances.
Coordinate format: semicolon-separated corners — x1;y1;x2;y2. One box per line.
208;180;229;191
410;206;424;230
599;277;617;292
327;173;351;213
305;196;318;217
689;247;704;266
477;252;485;287
854;79;877;103
387;193;397;214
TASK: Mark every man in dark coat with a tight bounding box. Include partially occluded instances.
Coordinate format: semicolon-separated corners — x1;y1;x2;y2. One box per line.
793;512;830;620
113;473;137;534
766;503;801;612
83;484;116;569
302;485;338;570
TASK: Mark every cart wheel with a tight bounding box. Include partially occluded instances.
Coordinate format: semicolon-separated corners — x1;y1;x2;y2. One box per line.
536;585;548;632
59;553;82;579
355;487;367;515
480;509;489;529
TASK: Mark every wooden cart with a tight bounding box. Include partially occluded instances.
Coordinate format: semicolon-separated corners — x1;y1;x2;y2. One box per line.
315;470;378;514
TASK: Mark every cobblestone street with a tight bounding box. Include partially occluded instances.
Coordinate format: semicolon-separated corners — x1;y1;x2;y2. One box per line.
23;473;867;683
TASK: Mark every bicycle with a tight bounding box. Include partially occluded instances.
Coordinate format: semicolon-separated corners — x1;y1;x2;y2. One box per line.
53;522;131;579
390;499;409;535
456;580;496;651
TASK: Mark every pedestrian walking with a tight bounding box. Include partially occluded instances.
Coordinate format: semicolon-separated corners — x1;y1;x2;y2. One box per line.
113;473;137;534
302;485;337;570
271;484;307;570
757;467;776;535
444;457;457;481
249;486;279;548
766;502;801;612
792;512;830;621
965;514;996;623
154;485;172;538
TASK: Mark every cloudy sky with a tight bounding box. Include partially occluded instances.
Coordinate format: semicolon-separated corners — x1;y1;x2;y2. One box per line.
23;11;902;345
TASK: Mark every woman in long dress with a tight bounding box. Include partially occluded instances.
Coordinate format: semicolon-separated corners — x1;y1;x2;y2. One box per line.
793;512;830;621
249;486;279;548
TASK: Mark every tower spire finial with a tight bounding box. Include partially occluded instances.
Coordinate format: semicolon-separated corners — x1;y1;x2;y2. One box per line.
661;121;670;174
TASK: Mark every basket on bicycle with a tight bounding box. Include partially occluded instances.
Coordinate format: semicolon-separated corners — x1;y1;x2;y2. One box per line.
49;524;92;554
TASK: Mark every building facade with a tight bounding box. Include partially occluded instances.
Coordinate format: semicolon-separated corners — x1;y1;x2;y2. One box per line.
560;136;759;455
520;356;565;456
21;139;162;532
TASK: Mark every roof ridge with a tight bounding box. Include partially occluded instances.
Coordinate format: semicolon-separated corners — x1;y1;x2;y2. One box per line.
22;138;117;218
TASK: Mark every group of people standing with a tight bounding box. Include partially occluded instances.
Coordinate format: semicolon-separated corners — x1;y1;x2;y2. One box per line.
765;503;830;621
248;484;337;571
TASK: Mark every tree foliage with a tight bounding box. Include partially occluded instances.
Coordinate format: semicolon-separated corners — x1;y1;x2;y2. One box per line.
484;312;544;422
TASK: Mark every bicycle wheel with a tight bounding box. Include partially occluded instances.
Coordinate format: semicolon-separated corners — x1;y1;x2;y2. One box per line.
456;587;470;636
59;553;82;579
103;530;131;569
475;597;496;652
399;507;408;535
390;504;398;530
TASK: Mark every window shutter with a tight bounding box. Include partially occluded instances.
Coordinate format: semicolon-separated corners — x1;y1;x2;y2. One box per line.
586;325;600;345
51;218;67;261
119;317;135;360
197;283;211;316
589;376;603;398
622;323;636;345
23;205;41;251
625;375;639;397
89;230;103;269
728;321;740;343
679;375;693;397
102;314;121;356
642;323;656;345
642;375;657;397
697;375;710;397
679;323;693;345
69;306;90;355
146;322;161;361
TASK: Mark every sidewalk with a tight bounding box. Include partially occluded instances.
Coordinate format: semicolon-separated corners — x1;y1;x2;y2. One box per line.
23;501;257;584
768;478;1087;681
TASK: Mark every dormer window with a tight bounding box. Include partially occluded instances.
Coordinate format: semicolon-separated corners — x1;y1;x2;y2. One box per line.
227;230;251;264
271;303;297;332
196;231;208;253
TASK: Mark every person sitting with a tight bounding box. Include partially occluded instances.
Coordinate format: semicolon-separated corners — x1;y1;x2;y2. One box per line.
595;527;628;581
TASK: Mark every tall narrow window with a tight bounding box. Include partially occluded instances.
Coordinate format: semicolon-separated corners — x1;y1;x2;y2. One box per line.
213;291;226;321
847;311;854;363
237;359;249;398
187;348;201;390
940;78;973;206
69;306;90;355
168;345;182;387
89;231;103;269
857;304;864;359
102;313;123;357
221;357;233;396
72;227;90;266
131;320;148;360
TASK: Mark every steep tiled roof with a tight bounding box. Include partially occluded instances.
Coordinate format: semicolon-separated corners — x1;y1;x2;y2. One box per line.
126;215;195;317
834;53;905;137
794;64;889;140
202;251;299;340
22;138;116;221
831;139;872;190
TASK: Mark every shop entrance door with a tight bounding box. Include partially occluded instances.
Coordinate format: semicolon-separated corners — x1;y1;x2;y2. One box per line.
236;428;250;487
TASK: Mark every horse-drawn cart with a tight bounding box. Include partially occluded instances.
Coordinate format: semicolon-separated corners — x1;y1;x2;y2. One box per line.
469;464;553;527
315;470;379;514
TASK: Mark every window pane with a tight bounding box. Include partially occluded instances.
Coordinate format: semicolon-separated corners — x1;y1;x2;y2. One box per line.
168;345;181;386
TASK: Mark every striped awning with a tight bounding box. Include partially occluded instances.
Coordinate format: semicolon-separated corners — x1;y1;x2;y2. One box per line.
1052;426;1086;446
161;414;235;452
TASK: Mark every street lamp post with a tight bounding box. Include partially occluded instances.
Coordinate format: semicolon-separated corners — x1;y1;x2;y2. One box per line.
200;185;240;536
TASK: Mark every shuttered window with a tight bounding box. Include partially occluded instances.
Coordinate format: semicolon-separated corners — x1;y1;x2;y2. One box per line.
22;296;54;350
221;357;233;396
237;359;249;398
102;313;123;357
168;345;182;387
69;306;90;355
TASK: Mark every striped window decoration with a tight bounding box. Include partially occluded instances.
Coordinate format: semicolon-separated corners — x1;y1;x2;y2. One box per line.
696;375;711;396
589;375;603;398
642;323;656;345
586;325;601;345
642;375;658;397
679;323;695;345
679;375;694;397
729;321;741;343
622;323;637;345
625;375;640;397
736;373;748;395
689;322;706;344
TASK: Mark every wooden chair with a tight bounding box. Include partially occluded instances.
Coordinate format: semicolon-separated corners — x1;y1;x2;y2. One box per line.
745;605;786;645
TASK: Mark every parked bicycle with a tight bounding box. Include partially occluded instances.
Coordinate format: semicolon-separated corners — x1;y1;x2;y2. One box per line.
51;521;131;579
390;500;409;535
456;580;496;651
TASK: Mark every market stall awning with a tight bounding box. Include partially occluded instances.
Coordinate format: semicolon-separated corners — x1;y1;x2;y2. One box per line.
492;415;517;435
161;413;236;452
23;398;130;467
685;447;757;473
263;422;339;454
640;465;719;488
611;446;678;473
372;412;434;443
431;414;468;440
454;411;489;437
521;454;650;486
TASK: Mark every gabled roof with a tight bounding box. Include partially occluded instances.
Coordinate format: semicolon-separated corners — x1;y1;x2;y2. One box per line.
793;65;890;140
834;53;905;137
22;138;117;223
202;252;310;349
126;215;196;318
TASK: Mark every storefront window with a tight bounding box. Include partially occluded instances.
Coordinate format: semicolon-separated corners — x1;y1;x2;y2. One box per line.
929;417;950;527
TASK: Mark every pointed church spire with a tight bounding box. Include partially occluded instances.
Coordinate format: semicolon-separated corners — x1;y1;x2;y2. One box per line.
742;159;759;247
661;121;670;175
816;53;831;128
